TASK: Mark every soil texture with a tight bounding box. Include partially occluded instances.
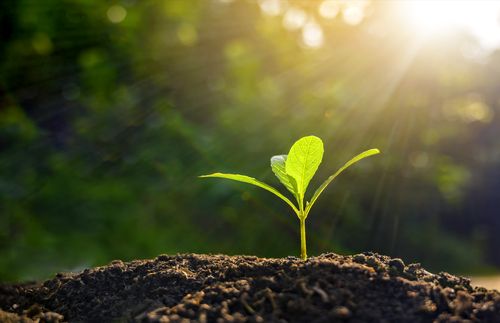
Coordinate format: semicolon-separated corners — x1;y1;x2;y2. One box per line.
0;252;499;322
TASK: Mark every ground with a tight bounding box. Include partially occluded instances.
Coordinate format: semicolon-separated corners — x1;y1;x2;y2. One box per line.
0;253;499;322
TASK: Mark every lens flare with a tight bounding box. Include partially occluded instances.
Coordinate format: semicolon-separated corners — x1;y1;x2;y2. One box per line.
405;0;500;49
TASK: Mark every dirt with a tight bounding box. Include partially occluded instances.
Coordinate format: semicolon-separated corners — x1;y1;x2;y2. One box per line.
0;253;499;322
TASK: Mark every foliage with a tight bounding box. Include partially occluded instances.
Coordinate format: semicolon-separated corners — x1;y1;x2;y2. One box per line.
202;136;379;259
0;0;499;280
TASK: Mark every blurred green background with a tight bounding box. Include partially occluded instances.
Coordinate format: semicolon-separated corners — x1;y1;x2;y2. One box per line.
1;0;500;281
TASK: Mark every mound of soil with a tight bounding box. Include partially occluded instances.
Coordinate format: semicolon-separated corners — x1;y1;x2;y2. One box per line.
0;253;499;322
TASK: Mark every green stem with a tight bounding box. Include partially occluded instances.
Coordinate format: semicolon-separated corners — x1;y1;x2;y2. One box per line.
300;216;307;260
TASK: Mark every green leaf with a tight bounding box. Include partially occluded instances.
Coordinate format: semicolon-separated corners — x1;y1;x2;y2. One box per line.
199;173;299;214
270;155;298;198
305;148;380;216
285;136;324;200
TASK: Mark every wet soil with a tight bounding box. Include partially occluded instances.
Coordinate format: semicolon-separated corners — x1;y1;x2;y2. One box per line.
0;252;499;322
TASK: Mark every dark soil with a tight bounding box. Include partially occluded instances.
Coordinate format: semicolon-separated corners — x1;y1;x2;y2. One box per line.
0;253;499;322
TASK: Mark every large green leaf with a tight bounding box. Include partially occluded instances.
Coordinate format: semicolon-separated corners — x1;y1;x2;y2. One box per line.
285;136;324;199
305;148;380;216
270;155;298;198
199;173;299;214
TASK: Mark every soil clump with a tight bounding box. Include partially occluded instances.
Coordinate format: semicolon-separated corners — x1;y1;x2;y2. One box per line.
0;253;499;322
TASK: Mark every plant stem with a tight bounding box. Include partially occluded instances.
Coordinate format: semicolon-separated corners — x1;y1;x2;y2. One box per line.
300;216;307;260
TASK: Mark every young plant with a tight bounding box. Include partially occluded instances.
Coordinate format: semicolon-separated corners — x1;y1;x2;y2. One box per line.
200;136;380;260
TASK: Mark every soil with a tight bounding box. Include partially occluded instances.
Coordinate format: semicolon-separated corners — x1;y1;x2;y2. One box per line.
0;253;499;322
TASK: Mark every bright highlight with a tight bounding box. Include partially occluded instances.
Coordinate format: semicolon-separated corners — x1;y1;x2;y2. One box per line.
406;1;500;49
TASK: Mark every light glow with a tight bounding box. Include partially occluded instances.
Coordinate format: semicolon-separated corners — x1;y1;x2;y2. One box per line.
319;0;340;20
283;7;307;31
258;0;285;16
406;1;500;49
107;5;127;24
302;21;324;48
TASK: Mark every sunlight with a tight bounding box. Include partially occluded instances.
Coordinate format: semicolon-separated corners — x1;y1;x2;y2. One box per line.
302;20;324;48
283;7;307;31
405;1;500;49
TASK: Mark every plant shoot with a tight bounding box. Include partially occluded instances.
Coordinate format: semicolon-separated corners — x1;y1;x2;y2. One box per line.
200;136;380;260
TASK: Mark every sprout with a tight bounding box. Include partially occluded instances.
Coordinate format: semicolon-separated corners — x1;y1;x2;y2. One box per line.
200;136;380;260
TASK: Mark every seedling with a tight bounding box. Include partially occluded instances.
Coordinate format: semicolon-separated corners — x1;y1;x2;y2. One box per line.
200;136;380;260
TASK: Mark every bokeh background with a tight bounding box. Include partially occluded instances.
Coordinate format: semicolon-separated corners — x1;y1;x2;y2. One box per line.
1;0;500;282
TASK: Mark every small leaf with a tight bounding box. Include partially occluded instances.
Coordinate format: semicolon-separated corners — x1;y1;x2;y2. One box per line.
285;136;324;199
271;155;298;197
200;173;299;214
305;148;380;216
